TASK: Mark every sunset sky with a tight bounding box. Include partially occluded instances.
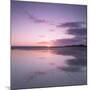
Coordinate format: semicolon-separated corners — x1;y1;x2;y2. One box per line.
11;1;87;46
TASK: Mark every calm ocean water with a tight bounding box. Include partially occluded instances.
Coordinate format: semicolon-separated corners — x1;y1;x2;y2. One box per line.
11;47;87;89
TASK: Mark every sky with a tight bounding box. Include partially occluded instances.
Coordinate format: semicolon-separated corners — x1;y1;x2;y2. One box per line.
11;1;87;46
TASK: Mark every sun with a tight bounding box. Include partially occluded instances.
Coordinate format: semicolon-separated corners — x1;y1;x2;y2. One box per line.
47;44;51;47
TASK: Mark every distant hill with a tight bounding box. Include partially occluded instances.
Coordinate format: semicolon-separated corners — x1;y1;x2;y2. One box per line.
11;44;87;49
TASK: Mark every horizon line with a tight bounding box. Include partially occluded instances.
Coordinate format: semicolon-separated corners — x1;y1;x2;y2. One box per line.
11;44;86;47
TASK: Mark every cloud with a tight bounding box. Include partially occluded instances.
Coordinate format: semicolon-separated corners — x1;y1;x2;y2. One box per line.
52;36;86;46
27;13;87;46
57;22;85;28
56;21;87;38
26;12;60;25
27;12;48;23
53;21;87;46
67;28;87;36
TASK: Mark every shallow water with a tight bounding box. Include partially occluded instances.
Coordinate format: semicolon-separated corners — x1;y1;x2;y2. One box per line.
11;47;87;89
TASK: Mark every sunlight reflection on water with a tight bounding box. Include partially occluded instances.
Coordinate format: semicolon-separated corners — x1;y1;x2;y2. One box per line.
11;47;87;89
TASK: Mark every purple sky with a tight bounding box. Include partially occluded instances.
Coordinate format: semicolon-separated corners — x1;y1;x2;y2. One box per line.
11;1;87;46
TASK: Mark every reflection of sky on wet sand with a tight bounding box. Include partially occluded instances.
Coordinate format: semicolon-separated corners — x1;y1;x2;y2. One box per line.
11;47;87;89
